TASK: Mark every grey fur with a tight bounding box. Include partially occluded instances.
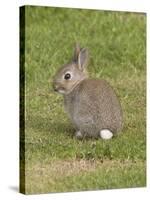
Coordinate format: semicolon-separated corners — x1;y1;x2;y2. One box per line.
53;45;123;139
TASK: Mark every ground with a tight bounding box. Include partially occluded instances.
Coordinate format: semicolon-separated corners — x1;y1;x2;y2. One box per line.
21;6;146;194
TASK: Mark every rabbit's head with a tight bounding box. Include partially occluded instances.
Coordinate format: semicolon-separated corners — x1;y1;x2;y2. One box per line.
53;44;89;95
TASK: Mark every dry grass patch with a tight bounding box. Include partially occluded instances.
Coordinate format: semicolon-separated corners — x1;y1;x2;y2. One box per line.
25;159;145;194
26;159;99;180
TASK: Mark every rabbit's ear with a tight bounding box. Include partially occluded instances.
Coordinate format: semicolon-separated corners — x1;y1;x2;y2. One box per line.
73;43;81;62
78;48;89;71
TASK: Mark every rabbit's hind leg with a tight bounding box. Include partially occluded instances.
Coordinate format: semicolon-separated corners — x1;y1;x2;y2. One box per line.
75;130;83;139
100;129;113;140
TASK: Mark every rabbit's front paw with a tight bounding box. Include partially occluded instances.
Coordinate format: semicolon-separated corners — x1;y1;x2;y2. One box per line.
75;130;83;139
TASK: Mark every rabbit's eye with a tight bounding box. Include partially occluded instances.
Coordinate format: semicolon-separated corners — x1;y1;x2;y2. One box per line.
64;73;71;80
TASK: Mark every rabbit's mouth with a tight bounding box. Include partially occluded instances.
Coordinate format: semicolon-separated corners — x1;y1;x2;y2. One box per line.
53;85;66;94
57;88;66;94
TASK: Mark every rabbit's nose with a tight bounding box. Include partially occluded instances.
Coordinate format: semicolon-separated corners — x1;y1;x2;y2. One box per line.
53;84;59;92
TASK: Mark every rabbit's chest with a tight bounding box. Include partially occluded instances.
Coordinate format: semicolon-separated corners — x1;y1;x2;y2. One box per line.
64;93;95;126
64;94;79;118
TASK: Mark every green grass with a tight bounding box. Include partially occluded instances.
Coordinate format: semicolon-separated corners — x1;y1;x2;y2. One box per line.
22;6;146;194
25;160;146;194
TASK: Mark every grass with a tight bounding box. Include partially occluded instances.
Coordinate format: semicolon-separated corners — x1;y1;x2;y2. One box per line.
21;6;146;194
25;160;145;194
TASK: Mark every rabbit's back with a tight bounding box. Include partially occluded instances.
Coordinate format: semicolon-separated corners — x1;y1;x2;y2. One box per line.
64;79;123;137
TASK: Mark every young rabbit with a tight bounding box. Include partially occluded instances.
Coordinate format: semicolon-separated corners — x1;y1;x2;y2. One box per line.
53;44;123;139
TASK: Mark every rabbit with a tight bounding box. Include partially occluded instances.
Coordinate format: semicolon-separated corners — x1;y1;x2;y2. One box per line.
53;44;123;139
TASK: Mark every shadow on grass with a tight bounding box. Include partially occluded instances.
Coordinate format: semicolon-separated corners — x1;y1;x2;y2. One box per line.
26;114;75;137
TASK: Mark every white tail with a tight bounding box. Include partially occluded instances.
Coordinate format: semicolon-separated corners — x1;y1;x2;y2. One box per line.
100;129;113;140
